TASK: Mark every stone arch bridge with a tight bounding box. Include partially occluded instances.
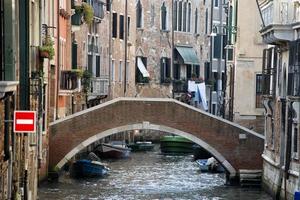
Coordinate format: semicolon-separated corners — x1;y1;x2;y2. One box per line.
49;98;264;182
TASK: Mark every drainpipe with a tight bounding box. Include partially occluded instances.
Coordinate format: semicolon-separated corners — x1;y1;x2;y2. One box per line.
108;0;113;99
171;0;174;99
123;0;128;96
56;0;60;119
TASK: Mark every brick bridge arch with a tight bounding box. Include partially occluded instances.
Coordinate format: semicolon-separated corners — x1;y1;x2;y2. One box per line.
49;98;264;181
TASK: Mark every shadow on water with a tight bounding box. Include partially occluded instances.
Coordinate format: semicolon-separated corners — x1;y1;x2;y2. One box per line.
38;146;271;200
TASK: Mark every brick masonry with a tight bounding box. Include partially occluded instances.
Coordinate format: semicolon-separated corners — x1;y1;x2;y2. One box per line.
49;98;264;179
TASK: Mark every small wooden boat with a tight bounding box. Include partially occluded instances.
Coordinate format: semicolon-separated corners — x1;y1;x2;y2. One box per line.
70;159;109;178
127;141;155;152
160;135;194;155
95;141;131;159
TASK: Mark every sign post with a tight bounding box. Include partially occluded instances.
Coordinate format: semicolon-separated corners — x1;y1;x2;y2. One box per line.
14;111;37;133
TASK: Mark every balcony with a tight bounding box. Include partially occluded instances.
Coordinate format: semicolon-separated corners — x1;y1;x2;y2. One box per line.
172;80;188;93
259;0;294;44
60;70;80;94
89;76;109;97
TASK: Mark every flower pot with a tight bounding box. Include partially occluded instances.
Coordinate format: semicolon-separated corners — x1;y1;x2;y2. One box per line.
39;50;50;59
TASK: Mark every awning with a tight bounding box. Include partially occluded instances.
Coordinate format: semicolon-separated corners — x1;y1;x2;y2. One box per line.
137;57;150;77
175;46;200;65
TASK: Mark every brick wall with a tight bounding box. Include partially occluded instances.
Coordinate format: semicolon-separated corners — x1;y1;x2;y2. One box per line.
49;98;264;175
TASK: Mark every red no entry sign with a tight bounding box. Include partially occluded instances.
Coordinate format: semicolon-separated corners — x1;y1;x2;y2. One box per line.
14;111;37;133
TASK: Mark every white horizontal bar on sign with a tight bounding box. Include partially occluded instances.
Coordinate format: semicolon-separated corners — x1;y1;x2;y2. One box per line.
16;119;34;125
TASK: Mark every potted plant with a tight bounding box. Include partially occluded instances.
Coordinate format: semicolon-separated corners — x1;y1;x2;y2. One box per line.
39;36;55;60
74;3;94;25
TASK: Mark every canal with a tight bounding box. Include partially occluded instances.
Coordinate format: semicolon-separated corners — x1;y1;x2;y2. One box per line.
38;146;271;200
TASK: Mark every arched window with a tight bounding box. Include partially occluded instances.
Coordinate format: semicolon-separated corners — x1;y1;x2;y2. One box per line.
136;0;142;28
194;8;198;34
188;2;191;32
183;1;187;32
174;0;178;31
178;1;182;31
161;2;167;30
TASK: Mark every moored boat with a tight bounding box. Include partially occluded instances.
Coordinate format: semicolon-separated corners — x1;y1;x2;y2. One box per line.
195;157;225;173
160;135;194;155
127;141;155;152
70;159;109;178
95;141;131;159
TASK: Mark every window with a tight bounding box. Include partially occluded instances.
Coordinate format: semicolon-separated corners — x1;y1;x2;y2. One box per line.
96;56;100;77
293;126;299;158
183;2;187;32
127;17;130;37
256;74;263;108
119;15;124;39
136;0;142;28
186;65;192;79
213;34;221;59
262;47;277;96
119;61;122;82
222;35;227;59
173;64;180;80
111;60;115;81
178;1;182;31
136;57;148;83
161;2;167;30
214;0;219;8
288;39;300;97
160;57;171;83
204;62;210;83
174;1;178;31
194;8;198;34
106;0;110;11
126;61;130;82
188;3;191;32
194;65;200;78
88;55;93;74
112;13;117;38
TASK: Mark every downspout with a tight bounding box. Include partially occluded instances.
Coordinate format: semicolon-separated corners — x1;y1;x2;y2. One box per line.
56;0;60;119
108;0;113;99
209;0;213;113
123;0;127;96
171;0;174;98
255;0;265;28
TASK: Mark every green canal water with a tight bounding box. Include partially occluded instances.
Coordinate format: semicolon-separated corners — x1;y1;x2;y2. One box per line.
38;146;272;200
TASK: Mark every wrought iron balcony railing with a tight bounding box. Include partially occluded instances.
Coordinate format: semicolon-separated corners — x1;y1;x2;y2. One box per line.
89;76;109;96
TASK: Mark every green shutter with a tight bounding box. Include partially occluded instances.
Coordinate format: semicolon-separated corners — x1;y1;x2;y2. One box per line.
72;42;78;69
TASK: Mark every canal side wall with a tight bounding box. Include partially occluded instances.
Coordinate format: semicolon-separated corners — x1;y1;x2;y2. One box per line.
262;159;299;200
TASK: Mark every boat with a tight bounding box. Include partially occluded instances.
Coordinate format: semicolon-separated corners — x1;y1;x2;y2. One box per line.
160;135;194;155
127;141;155;152
70;159;109;178
195;157;225;173
192;144;212;160
95;141;131;159
195;159;209;172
